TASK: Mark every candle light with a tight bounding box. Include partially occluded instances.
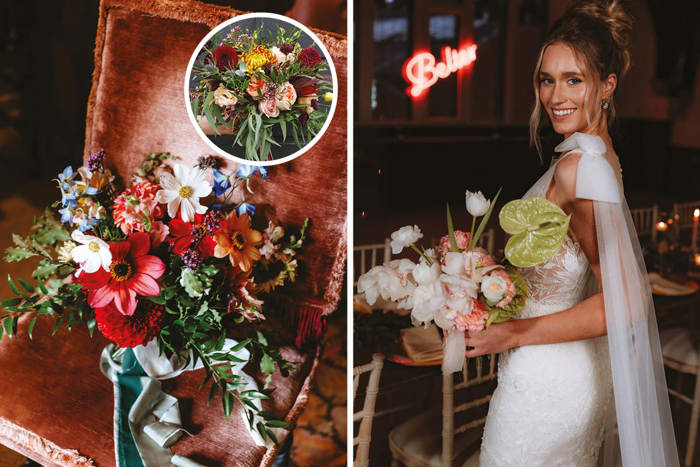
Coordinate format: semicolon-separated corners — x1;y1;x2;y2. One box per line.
695;253;700;267
692;209;699;253
656;221;668;232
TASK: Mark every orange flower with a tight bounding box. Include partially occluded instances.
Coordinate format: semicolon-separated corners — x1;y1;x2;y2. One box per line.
214;211;262;272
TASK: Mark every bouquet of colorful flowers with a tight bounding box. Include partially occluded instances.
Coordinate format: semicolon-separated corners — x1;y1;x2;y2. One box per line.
357;189;529;373
190;23;333;161
0;150;310;444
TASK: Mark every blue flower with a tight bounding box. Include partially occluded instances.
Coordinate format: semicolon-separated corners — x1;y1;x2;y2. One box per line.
83;186;98;196
212;169;232;196
76;219;100;232
236;165;267;180
236;202;255;217
58;207;73;224
58;166;74;184
61;189;77;208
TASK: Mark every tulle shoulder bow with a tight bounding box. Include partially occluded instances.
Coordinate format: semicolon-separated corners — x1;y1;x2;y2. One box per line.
554;132;621;204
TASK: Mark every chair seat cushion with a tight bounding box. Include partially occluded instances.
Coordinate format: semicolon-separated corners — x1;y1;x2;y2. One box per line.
389;411;482;467
661;327;699;369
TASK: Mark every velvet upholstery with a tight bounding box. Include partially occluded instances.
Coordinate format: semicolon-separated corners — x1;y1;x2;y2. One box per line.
0;0;346;465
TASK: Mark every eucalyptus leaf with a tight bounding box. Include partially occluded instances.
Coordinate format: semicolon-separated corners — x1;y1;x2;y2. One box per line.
499;197;571;267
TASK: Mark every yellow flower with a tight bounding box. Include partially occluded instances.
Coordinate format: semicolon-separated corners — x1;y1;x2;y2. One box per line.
242;46;276;73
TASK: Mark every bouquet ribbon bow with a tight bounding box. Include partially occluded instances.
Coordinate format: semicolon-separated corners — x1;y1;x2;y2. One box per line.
100;339;265;467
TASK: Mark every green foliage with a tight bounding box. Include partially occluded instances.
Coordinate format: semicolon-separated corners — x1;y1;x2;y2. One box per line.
485;266;529;328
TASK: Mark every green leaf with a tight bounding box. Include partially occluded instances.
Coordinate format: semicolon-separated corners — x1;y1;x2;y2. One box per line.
231;338;251;352
87;318;97;338
3;317;13;337
265;419;290;428
208;383;219;405
203;92;219;136
17;278;35;294
4;246;37;262
469;187;502;250
28;316;38;339
260;353;275;375
0;298;22;307
499;196;571;267
7;276;28;299
280;119;287;141
33;260;61;281
446;203;458;252
265;428;279;445
256;330;268;346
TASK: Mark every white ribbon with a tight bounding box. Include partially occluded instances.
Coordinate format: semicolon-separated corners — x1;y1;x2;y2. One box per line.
442;329;465;374
132;338;267;447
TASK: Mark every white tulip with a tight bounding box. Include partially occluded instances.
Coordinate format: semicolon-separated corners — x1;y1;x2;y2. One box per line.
465;190;490;217
411;281;444;325
390;225;423;254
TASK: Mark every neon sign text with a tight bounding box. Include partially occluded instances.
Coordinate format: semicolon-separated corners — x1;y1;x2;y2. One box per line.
402;44;478;98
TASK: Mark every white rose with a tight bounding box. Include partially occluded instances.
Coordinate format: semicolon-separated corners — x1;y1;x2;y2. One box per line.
270;46;287;64
213;84;238;107
390;225;423;254
481;274;508;303
442;252;465;275
413;261;440;285
465;190;490;217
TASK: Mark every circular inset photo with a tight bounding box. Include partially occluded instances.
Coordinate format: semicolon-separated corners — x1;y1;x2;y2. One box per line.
185;13;337;165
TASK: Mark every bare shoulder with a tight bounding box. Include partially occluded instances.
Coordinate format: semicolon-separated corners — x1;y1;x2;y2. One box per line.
552;152;582;207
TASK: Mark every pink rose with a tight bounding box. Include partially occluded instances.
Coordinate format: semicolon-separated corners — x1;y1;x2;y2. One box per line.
275;81;297;111
259;97;279;118
455;299;489;332
489;269;516;308
439;230;471;263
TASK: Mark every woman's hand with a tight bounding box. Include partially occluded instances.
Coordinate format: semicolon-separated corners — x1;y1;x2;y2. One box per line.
465;321;519;357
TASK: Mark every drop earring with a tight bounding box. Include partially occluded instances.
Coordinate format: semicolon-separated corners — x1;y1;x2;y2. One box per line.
602;100;609;110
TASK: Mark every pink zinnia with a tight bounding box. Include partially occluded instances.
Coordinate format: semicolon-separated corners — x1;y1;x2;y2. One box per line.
76;232;165;316
455;299;489;332
490;269;516;308
112;182;165;235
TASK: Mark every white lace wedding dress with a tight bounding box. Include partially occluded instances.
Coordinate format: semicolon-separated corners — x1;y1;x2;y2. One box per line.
477;147;615;467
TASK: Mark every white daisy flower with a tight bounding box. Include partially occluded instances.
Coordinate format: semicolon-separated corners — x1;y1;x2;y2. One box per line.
155;164;212;223
70;230;112;276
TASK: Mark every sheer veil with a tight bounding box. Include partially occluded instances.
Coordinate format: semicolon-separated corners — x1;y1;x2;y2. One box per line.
553;132;679;466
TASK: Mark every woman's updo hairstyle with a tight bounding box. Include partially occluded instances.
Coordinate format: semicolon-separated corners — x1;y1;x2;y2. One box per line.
529;0;634;158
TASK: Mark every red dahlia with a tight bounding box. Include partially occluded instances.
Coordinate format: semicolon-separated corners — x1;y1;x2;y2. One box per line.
297;48;322;67
95;301;165;348
213;45;239;70
167;213;217;257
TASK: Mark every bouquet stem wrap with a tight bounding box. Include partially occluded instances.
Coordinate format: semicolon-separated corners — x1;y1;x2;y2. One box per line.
101;339;265;467
442;330;465;374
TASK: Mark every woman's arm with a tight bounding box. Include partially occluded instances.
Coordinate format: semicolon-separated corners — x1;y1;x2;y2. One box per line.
465;153;607;357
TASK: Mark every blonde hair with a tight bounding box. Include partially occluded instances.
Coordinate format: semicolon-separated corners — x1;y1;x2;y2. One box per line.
529;0;633;159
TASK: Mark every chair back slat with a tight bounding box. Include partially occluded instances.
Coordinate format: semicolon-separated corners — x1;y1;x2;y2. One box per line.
353;239;392;289
441;354;497;466
673;201;700;230
630;205;659;242
353;353;385;467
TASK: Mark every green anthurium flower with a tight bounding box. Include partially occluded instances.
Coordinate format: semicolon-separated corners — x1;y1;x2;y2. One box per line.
499;196;571;268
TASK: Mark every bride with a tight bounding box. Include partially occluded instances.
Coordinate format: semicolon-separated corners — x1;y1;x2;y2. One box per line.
465;1;679;466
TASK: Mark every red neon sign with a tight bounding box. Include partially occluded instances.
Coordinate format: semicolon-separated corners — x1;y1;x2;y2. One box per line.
402;44;478;99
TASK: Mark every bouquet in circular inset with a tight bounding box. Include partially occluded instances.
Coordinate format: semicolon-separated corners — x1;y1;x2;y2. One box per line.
190;22;334;161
